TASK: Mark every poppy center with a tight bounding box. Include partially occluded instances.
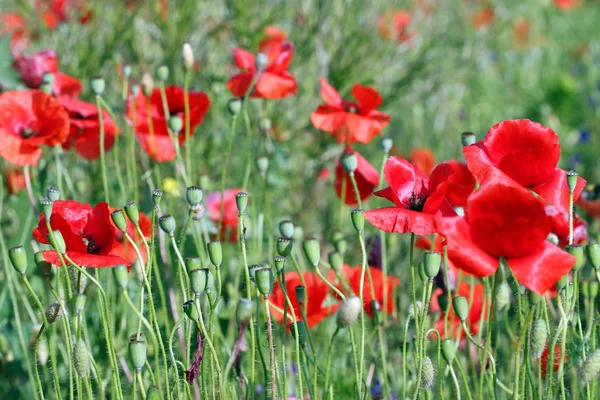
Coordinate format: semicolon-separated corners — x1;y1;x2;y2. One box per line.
344;104;359;114
406;192;428;212
19;127;35;138
83;236;101;254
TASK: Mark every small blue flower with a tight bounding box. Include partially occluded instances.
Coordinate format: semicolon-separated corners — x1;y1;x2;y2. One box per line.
255;384;264;395
370;377;383;399
579;131;591;143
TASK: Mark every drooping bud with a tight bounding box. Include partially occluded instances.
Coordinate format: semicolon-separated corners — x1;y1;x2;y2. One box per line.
186;186;203;207
277;237;293;257
152;189;164;206
441;339;455;363
235;192;248;214
274;256;285;272
380;137;393;153
73;340;90;378
581;349;600;387
141;73;154;97
183;300;199;323
207;241;223;267
279;220;294;239
227;98;242;116
461;131;476;146
341;152;357;174
182;43;194;71
9;246;27;274
189;267;209;296
452;296;469;321
566;245;585;271
255;268;274;297
586;243;600;269
255;53;269;70
423;251;441;279
328;252;343;272
89;77;105;96
113;265;129;289
158;214;176;236
419;356;435;389
236;298;255;325
156;65;169;82
41;198;53;219
129;334;148;371
529;319;547;359
124;202;140;226
168;116;183;135
47;186;60;201
566;170;579;193
45;301;63;324
350;209;364;232
336;296;362;327
110;209;127;232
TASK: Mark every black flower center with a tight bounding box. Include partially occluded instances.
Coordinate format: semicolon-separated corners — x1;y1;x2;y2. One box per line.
406;192;428;212
20;127;35;138
343;104;359;114
83;236;101;254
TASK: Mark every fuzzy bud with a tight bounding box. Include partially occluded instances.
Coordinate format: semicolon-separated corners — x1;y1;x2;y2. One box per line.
586;243;600;269
207;241;223;267
279;220;294;239
336;296;362;327
441;339;455;363
341;152;357;174
419;356;436;389
110;209;127;232
89;77;105;96
158;214;176;236
141;73;154;97
235;192;248;214
529;319;547;359
46;186;60;201
45;301;63;324
350;209;364;232
255;53;268;70
423;251;441;279
182;43;194;71
186;186;203;207
152;189;164;206
236;298;255;325
274;256;285;272
380;137;393;153
452;296;469;321
113;265;129;289
461;131;476;146
69;266;88;294
303;239;321;267
277;237;293;257
566;245;585;271
74;294;86;316
328;252;343;272
9;246;27;275
227;98;242;116
156;65;169;82
168;116;183;134
581;349;600;387
255;268;274;297
73;340;90;378
124;202;140;226
566;170;579;193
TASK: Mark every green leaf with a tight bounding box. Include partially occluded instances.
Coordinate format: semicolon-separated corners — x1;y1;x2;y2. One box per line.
0;35;22;90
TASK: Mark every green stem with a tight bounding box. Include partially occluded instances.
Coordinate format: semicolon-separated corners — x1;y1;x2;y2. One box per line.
95;96;110;204
217;114;239;241
324;327;340;395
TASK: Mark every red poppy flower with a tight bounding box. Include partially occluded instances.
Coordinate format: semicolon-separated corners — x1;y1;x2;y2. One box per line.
545;205;587;247
311;78;390;144
259;26;288;61
340;264;399;317
377;10;414;43
110;209;152;264
555;0;580;10
5;167;28;195
37;0;93;29
464;119;586;215
445;160;476;208
0;90;69;166
541;344;564;378
205;188;242;243
435;181;576;294
58;97;118;160
335;148;379;206
33;200;128;268
270;271;340;328
431;282;485;340
127;86;210;163
226;39;297;100
471;7;494;29
1;13;27;50
12;50;82;98
365;157;456;236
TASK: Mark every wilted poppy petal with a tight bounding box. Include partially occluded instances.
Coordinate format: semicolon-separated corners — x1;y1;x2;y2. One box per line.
365;207;436;235
318;77;343;107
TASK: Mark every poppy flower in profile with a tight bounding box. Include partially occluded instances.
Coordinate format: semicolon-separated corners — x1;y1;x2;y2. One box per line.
205;189;242;243
545;205;587;247
110;210;152;264
33;200;128;268
1;13;28;50
270;271;340;328
5;167;28;195
445;160;476;208
464;119;586;215
127;86;210;162
226;38;297;99
430;282;485;340
377;10;414;43
435;181;576;295
58;97;118;160
311;78;390;144
340;264;399;317
0;90;69;166
335;148;379;206
365;157;456;236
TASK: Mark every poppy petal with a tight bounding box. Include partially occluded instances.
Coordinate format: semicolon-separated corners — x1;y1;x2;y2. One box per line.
351;84;383;113
232;48;255;70
41;250;129;268
364;207;436;235
254;71;297;99
318;77;343;107
534;168;586;215
226;72;254;98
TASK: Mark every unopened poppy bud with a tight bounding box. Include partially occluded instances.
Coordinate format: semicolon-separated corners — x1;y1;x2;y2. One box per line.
34;252;52;276
496;283;510;311
259;118;272;133
131;84;140;96
235;192;248;214
9;246;27;274
227;98;242;116
74;294;86;315
336;296;362;327
50;230;66;254
419;356;436;389
156;65;169;82
45;301;63;324
408;301;422;317
441;339;455;363
295;285;306;304
182;43;194;71
186;186;203;207
123;64;132;78
586;243;600;269
452;296;469;321
189;267;209;295
528;291;543;306
556;273;569;290
566;245;585;271
279;220;294;239
146;386;161;400
277;237;293;257
41;198;53;219
73;340;90;378
581;349;600;387
46;186;60;201
423;251;441;279
461;131;476;146
290;321;307;347
90;77;105;96
341;152;357;174
380;137;393;153
158;214;176;236
183;300;199;322
207;241;223;267
124;202;140;226
590;281;599;298
303;239;320;267
351;209;364;232
546;233;559;246
141;73;154;97
328;252;343;272
168;116;183;134
113;264;129;289
274;256;285;272
566;170;579;193
255;53;268;70
256;156;269;174
69;266;88;294
530;319;547;359
152;189;164;206
256;268;274;297
129;335;148;371
236;298;256;325
110;210;127;232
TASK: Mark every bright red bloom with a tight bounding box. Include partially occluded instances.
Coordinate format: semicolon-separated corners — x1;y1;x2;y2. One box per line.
12;50;82;98
259;26;288;60
377;10;414;43
436;182;576;294
340;264;399;317
5;167;28;195
555;0;580;10
226;39;297;99
445;160;476;208
58;97;118;160
311;78;390;144
365;157;455;236
270;271;339;328
110;210;152;264
33;200;128;268
431;282;485;340
541;344;564;378
1;13;27;50
464;119;586;215
335;148;379;206
0;90;69;166
127;86;210;162
545;205;587;247
205;189;242;243
317;167;331;181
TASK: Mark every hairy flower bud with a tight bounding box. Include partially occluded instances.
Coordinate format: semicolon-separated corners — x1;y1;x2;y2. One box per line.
441;339;455;363
452;296;469;321
111;209;127;232
73;340;90;378
350;209;364;232
336;296;362;327
129;335;148;371
581;349;600;387
420;356;436;389
423;251;441;279
189;267;209;296
45;301;63;324
529;319;547;359
9;246;27;275
207;241;223;267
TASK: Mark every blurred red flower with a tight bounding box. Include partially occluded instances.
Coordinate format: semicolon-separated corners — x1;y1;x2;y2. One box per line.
436;182;576;294
205;188;242;243
377;10;414;43
365;157;455;236
541;344;564;378
545;205;587;247
33;200;128;268
464;119;586;215
0;13;28;50
58;97;118;160
410;148;435;176
12;50;82;97
110;209;152;264
311;78;390;144
127;86;210;163
445;160;476;208
259;26;288;60
555;0;580;10
0;90;69;166
270;271;339;328
37;0;93;29
5;167;28;195
431;281;485;340
471;7;494;29
340;264;399;317
335;148;379;206
513;19;530;49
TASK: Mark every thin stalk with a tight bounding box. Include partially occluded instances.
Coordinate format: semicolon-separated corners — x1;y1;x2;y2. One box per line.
95;96;110;204
217;114;239;241
265;299;277;399
324;327;340;394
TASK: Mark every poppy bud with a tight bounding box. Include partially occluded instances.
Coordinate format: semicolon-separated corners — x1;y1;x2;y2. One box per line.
123;64;132;78
45;301;63;324
303;239;320;267
185;256;202;273
186;186;203;207
336;296;362;327
452;296;469;321
156;65;169;82
49;230;66;254
546;233;559;246
69;266;88;294
227;98;242;116
236;298;256;325
256;156;269;175
255;268;274;297
341;152;358;175
328;252;343;272
182;43;194;71
113;264;129;289
290;321;307;347
529;319;547;359
419;356;436;389
74;294;86;316
590;281;599;298
129;335;148;371
41;198;53;219
168;116;183;134
207;241;223;267
141;73;154;97
235;192;248;214
152;189;164;206
255;53;268;70
556;273;569;290
586;243;600;269
295;285;306;304
277;237;293;257
380;137;393;153
581;349;600;387
351;209;364;232
441;339;455;363
566;245;585;271
90;77;105;96
9;246;27;274
528;291;543;306
158;214;176;236
461;131;476;146
131;84;140;96
566;170;579;193
423;251;441;279
47;186;60;201
189;267;209;296
124;202;140;226
73;340;90;378
274;256;285;272
146;386;162;400
279;220;294;239
183;300;199;322
496;283;511;312
110;209;127;232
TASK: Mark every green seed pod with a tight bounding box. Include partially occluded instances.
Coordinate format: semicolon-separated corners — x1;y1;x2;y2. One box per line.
419;356;435;389
333;232;347;254
452;296;469;321
46;186;60;201
236;298;256;325
89;76;105;96
303;239;320;267
207;241;223;267
441;339;456;363
256;156;269;174
586;243;600;269
74;294;86;316
41;198;53;219
141;73;154;97
566;245;585;271
49;230;66;254
156;65;169;82
255;268;274;297
158;214;176;236
183;300;199;323
182;43;194;71
423;251;441;279
279;220;294;239
124;202;140;226
528;291;543;306
495;283;511;312
274;256;285;272
590;281;599;298
69;266;88;294
8;246;27;274
350;209;364;232
341;152;357;174
152;189;164;206
186;186;203;207
556;273;569;290
73;340;90;378
255;53;269;70
380;137;393;153
113;264;129;289
277;237;293;257
146;386;162;400
235;192;248;214
45;301;63;324
189;268;209;296
290;321;307;347
336;296;362;328
566;170;579;193
168;116;183;135
328;252;343;272
581;349;600;387
186;257;202;273
529;319;547;359
110;209;127;232
129;336;148;371
461;132;476;146
295;285;306;304
123;64;132;78
227;98;242;116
